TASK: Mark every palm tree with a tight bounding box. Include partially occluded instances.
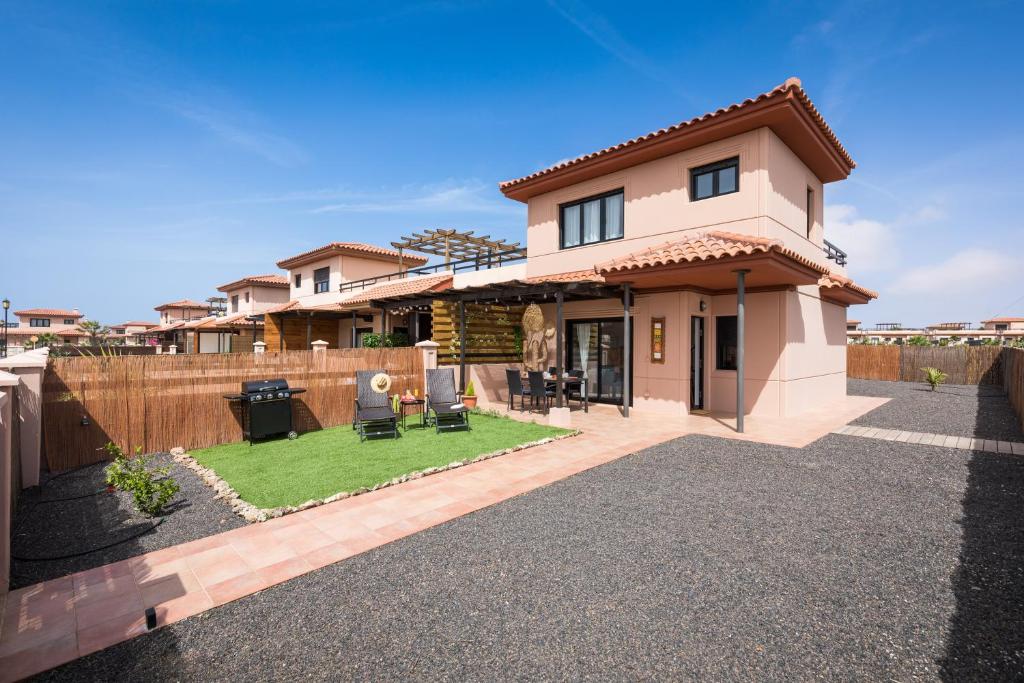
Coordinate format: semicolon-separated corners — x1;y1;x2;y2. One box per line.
79;320;111;345
33;332;61;348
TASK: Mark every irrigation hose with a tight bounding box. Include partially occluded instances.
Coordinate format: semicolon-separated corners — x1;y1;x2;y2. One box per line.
12;518;165;562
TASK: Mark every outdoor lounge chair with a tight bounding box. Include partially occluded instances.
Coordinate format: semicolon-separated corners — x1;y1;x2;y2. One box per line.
506;368;532;412
426;368;470;433
353;370;398;441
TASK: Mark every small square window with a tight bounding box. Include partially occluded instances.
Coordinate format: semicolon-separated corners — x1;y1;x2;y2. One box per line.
691;157;740;201
294;274;302;288
716;315;738;371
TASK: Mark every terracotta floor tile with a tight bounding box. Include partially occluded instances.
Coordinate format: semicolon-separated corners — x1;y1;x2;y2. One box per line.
279;525;335;555
72;560;134;594
0;631;78;683
75;585;143;631
230;534;298;570
255;556;312;584
184;545;250;588
176;532;231;556
0;608;76;657
129;546;183;577
204;572;268;607
153;589;214;627
134;557;191;587
304;542;358;570
76;611;148;657
140;570;202;609
73;573;137;607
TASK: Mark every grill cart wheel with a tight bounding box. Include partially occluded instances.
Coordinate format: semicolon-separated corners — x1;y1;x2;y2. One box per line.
287;430;298;440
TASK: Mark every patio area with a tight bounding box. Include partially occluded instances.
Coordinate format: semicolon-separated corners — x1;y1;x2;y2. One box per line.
25;378;1024;681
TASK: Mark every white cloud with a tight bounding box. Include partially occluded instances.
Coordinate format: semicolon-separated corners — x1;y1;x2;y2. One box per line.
825;203;899;271
166;101;307;168
890;248;1017;294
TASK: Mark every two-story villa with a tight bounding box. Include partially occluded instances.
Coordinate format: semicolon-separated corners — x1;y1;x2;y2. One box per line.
366;78;876;425
3;308;88;351
218;274;291;316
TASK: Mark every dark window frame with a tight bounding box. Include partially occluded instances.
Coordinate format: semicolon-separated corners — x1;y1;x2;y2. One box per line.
690;157;739;202
231;295;239;312
294;273;302;288
806;186;815;238
715;315;738;371
63;318;76;325
313;267;330;294
29;318;51;328
558;188;625;250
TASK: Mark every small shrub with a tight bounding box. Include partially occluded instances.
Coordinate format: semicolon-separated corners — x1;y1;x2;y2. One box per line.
103;442;180;516
361;332;411;348
922;367;948;392
464;380;476;397
907;335;930;346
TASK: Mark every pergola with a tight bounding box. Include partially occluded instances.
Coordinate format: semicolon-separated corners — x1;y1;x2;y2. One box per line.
372;279;633;416
391;229;527;267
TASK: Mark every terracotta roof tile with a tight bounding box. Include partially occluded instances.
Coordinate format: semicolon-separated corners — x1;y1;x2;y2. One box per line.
217;274;289;292
276;242;429;269
818;272;878;300
120;321;159;328
526;269;605;284
13;308;82;317
596;231;827;275
982;317;1024;323
154;299;211;311
340;274;453;306
3;325;87;338
500;77;853;195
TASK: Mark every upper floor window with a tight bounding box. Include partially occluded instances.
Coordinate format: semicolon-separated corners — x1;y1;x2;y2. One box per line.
244;292;250;303
691;157;739;201
30;318;51;327
996;323;1009;331
294;274;302;288
560;189;624;249
231;295;239;312
314;267;330;294
63;318;76;325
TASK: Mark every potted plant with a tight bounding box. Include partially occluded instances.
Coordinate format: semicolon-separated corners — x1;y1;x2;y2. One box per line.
462;380;478;409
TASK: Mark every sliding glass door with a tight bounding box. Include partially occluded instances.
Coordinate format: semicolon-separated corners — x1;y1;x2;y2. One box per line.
565;318;632;404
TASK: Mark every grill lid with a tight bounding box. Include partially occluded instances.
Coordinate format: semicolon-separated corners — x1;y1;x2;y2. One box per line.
242;378;289;394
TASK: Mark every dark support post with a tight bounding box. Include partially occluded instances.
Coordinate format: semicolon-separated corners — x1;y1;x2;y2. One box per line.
251;320;257;346
555;288;564;408
735;269;749;433
305;313;312;350
458;299;467;393
351;310;357;348
623;283;631;417
278;315;284;351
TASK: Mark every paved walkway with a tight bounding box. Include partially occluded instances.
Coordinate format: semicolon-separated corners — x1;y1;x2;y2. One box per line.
834;424;1024;454
0;394;885;681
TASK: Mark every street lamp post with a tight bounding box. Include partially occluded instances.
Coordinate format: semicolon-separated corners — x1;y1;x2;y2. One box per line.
1;298;9;358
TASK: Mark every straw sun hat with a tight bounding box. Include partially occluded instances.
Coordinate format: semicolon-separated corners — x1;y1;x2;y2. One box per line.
370;372;392;394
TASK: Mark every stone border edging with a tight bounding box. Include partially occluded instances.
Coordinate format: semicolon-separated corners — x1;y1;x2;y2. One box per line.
171;429;582;523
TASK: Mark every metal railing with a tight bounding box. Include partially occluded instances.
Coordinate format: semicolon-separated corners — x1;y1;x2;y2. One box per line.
823;239;847;266
339;249;527;293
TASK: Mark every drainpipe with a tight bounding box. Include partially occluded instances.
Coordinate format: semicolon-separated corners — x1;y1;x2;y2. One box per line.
735;269;750;433
555;288;564;409
351;310;357;348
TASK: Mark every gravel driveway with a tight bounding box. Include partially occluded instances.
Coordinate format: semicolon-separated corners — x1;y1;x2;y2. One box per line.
848;378;1023;441
38;427;1024;681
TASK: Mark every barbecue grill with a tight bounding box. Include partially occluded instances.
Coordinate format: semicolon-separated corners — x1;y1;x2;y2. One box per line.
223;378;307;445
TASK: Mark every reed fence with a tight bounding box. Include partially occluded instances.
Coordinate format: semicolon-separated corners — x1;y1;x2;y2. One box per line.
847;345;1004;385
1003;348;1024;431
41;348;423;471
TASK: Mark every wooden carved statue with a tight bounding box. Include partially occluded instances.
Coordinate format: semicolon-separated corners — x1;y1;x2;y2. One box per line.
521;303;555;371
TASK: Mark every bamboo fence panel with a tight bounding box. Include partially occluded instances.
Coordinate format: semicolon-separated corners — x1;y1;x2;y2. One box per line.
1003;348;1024;431
847;345;1004;385
432;301;524;365
42;348;423;471
846;345;900;381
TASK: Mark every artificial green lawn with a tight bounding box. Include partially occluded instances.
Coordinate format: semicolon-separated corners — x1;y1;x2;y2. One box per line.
190;413;570;509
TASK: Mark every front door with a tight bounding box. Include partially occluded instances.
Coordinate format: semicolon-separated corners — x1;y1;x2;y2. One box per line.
566;318;633;405
690;316;705;410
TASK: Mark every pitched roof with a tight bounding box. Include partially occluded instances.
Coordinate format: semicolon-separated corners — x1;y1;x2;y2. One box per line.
526;269;606;284
216;274;289;292
154;299;211;311
13;308;82;317
120;321;159;328
499;77;854;201
3;325;86;338
817;272;878;300
340;274;453;307
276;242;428;269
595;231;827;276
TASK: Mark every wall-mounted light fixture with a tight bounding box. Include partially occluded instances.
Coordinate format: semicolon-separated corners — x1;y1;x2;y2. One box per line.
699;300;707;312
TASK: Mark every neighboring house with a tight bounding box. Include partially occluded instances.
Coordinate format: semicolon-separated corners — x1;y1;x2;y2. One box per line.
846;319;1024;345
154;299;211;326
109;321;160;346
150;299;214;353
981;317;1024;333
846;320;860;332
218;274;291;315
4;308;88;352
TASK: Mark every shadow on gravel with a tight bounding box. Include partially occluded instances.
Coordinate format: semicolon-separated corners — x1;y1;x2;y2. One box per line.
940;393;1024;679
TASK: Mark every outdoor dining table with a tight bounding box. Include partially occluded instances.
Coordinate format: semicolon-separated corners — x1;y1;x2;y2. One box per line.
521;374;589;412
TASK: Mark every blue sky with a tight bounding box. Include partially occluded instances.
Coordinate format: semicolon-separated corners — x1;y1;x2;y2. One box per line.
1;0;1021;326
